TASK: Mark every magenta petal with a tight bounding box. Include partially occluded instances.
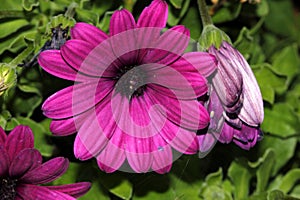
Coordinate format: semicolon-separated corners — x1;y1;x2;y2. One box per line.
61;39;94;71
137;0;168;28
5;125;34;161
38;50;83;81
46;182;91;198
71;22;108;47
158;119;199;154
21;157;69;184
151;135;172;174
9;149;42;178
197;134;217;154
232;124;258;150
0;126;6;145
97;128;126;173
0;147;9;177
74;95;118;160
73;134;94;161
143;25;190;65
219;123;235;144
50;118;76;136
147;88;210;130
43;80;113;119
182;52;217;77
125;135;152;173
17;184;76;200
110;9;136;35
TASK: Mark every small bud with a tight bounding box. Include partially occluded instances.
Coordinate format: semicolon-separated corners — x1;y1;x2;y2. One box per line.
198;25;231;51
0;64;17;96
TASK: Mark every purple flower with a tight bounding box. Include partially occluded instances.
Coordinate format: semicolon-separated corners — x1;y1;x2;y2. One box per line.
0;125;91;199
206;42;264;150
38;0;217;173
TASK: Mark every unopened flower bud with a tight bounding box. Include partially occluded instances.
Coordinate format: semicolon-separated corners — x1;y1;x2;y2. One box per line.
0;64;17;96
198;25;231;51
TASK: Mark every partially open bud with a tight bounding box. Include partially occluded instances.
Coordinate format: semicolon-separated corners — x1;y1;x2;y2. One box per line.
205;42;264;150
198;25;231;51
209;45;244;115
0;64;17;96
218;42;264;126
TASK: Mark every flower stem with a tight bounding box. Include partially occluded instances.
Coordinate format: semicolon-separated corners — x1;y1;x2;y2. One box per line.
197;0;213;27
123;0;136;12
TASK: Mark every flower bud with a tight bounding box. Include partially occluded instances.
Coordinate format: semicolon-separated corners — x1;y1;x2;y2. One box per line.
0;64;17;96
198;25;231;51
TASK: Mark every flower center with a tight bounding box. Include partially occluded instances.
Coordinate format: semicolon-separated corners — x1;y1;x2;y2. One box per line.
115;65;147;100
0;177;17;200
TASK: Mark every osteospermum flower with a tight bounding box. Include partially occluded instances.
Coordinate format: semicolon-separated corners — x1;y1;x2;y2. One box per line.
0;125;91;199
206;41;264;150
38;0;217;173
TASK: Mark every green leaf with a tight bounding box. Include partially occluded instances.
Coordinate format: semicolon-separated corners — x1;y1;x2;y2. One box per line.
76;8;99;25
271;44;300;85
258;136;297;176
261;103;300;137
253;64;286;104
132;174;173;200
205;168;223;185
100;173;133;200
180;6;202;40
267;190;284;200
200;168;232;200
0;19;29;39
212;2;242;24
254;149;276;194
278;169;300;194
169;0;184;8
228;159;251;199
167;0;190;26
22;0;39;11
234;27;266;64
0;0;23;11
256;0;269;17
264;0;298;38
99;10;114;33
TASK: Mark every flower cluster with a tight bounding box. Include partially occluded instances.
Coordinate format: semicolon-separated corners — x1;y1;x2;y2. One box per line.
0;125;91;199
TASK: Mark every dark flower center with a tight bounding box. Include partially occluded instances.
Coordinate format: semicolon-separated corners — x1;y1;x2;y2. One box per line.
115;65;147;100
0;177;17;200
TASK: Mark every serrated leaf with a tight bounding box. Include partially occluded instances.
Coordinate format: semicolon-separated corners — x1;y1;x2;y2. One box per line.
0;19;29;39
228;159;251;199
262;103;300;137
22;0;39;11
258;136;297;176
271;44;300;85
253;64;286;103
76;8;99;25
278;169;300;194
255;149;276;193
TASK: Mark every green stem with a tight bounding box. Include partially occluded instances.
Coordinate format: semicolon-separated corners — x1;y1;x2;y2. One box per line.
197;0;213;27
123;0;136;12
